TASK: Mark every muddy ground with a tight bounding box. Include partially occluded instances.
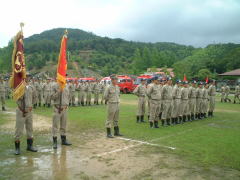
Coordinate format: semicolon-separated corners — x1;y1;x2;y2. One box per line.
0;110;239;180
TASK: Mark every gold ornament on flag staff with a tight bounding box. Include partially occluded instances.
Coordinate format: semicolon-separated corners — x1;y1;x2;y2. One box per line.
9;22;27;101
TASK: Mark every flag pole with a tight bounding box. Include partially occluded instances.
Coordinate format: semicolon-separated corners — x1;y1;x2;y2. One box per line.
59;29;68;113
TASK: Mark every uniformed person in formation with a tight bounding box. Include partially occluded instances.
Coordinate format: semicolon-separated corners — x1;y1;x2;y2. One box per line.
201;83;209;118
76;80;81;106
104;74;123;138
14;74;37;155
30;78;38;109
147;77;162;128
161;77;173;126
86;81;93;106
51;82;72;149
100;81;106;105
233;83;240;104
180;81;189;122
133;78;147;123
35;78;43;107
4;78;10;99
0;77;6;111
171;80;182;124
43;78;52;107
196;82;204;119
68;80;76;106
208;80;216;117
220;85;225;102
224;85;231;102
188;81;197;121
93;80;101;105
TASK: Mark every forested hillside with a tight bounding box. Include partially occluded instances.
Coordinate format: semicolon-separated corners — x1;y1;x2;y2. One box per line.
0;28;240;79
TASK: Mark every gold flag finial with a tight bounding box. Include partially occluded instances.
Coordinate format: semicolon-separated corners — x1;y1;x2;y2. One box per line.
20;22;24;32
65;29;68;35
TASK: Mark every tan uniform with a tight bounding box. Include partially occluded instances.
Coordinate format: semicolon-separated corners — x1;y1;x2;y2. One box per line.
76;83;82;105
93;83;101;104
0;81;6;109
133;84;146;116
172;85;181;118
51;84;70;137
68;83;76;105
220;86;225;102
104;84;120;128
188;86;197;116
225;86;231;102
161;84;173;120
43;82;51;105
100;84;106;104
147;84;162;123
15;85;36;140
30;81;37;106
34;81;42;105
208;84;216;112
180;87;189;117
202;87;209;114
234;85;240;103
86;83;93;105
196;87;203;114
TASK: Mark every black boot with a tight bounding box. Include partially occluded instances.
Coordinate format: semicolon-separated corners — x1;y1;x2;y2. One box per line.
82;102;84;106
150;122;154;128
53;136;57;149
136;116;140;123
38;103;41;107
175;117;179;124
2;106;6;111
183;115;186;122
188;115;191;121
43;104;46;107
140;115;145;123
167;119;171;126
204;113;207;118
61;135;72;146
154;121;159;128
234;100;236;104
114;126;123;136
148;115;150;121
211;112;214;117
106;128;114;138
48;103;50;108
198;113;202;119
33;104;36;109
171;118;175;125
161;120;164;126
159;112;162;119
26;138;38;152
179;116;183;124
191;114;194;121
15;141;20;155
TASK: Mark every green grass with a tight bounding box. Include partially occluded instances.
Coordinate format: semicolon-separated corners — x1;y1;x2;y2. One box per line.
1;94;240;172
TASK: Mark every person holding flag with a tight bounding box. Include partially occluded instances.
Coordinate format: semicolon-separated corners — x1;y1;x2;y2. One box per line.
51;30;72;149
10;23;38;155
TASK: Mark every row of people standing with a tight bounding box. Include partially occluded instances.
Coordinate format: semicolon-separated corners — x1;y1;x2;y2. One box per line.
133;77;216;128
220;84;240;104
29;78;109;108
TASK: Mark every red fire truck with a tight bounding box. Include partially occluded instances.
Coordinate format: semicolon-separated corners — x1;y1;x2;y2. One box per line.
101;75;135;93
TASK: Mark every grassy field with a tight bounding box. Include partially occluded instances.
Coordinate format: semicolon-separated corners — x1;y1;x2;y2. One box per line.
0;94;240;178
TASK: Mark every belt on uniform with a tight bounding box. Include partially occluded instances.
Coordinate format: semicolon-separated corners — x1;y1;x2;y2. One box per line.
54;105;67;114
18;106;32;117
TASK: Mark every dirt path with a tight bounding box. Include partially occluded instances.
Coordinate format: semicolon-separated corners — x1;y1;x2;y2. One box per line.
1;110;239;180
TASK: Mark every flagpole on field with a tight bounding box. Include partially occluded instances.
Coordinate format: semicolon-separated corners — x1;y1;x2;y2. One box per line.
57;29;68;112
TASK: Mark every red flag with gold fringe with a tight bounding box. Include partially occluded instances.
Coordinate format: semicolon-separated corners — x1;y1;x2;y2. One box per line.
9;23;26;101
57;30;68;91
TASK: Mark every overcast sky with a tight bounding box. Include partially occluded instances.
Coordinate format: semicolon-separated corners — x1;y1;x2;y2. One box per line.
1;0;240;48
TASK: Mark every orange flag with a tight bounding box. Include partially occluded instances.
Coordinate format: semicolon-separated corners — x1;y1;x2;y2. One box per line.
57;30;68;91
183;74;187;82
9;23;27;101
